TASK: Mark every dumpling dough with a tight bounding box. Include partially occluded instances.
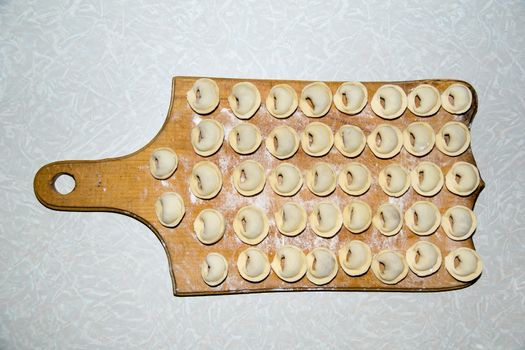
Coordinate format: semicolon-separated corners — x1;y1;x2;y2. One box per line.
268;163;303;196
343;200;372;233
155;192;185;228
410;161;444;197
445;162;480;196
228;122;262;155
441;83;473;114
228;82;261;119
201;252;228;287
445;247;483;282
299;82;332;118
194;209;225;244
333;82;368;115
371;250;409;285
306;162;337;196
271;245;307;283
191;119;224;156
406;241;442;277
309;201;343;238
237;247;271;283
403;122;435;157
301;122;334;156
334;125;366;158
233;205;269;245
371;84;407;119
266;84;298;119
306;248;338;285
186;78;220;115
338;240;372;276
190;161;222;199
266;125;300;159
378;164;410;197
275;202;307;237
405;201;441;236
441;205;477;241
232;160;266;196
367;124;403;159
338;163;371;196
149;147;178;180
372;203;403;236
407;84;441;117
436;122;471;156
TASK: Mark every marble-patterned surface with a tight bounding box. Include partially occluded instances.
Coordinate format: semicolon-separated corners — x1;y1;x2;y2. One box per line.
1;0;524;349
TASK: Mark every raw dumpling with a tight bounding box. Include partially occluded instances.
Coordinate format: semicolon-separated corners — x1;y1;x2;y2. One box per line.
237;247;271;283
445;247;483;282
372;203;403;236
309;201;343;238
149;147;178;180
268;163;303;196
275;202;307;237
228;122;262;155
266;84;298;119
407;84;441;117
405;201;441;236
228;82;261;119
445;162;480;196
201;252;228;287
410;162;444;197
301;122;334;156
371;250;409;285
403;122;435;157
190;161;222;199
155;192;185;228
306;162;337;196
441;83;472;114
343;200;372;233
367;124;403;159
186;78;220;115
338;163;371;196
441;205;477;241
233;205;269;245
266;125;300;159
338;240;372;276
306;248;338;285
406;241;442;277
271;245;307;283
191;119;224;156
299;82;332;118
371;84;407;119
194;209;226;245
378;164;410;197
232;160;266;196
333;82;368;115
436;122;471;156
334;125;366;158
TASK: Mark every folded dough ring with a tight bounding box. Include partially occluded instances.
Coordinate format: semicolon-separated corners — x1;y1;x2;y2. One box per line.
371;250;409;285
445;247;483;282
306;162;337;197
268;163;303;197
436;122;471;156
301;122;334;157
266;84;298;119
338;240;372;276
406;241;442;277
338;163;372;196
410;161;444;197
275;202;307;237
371;84;407;119
404;201;441;236
265;125;300;160
237;247;271;283
155;192;185;228
343;200;372;233
194;209;226;245
407;84;441;117
403;122;435;157
228;122;262;155
334;125;366;158
189;161;222;199
333;82;368;115
190;119;224;156
367;124;403;159
299;82;332;118
309;201;343;238
233;205;269;245
271;245;307;283
186;78;220;115
445;162;480;196
306;247;338;285
372;203;403;236
378;164;410;197
441;205;477;241
149;147;178;180
228;82;261;119
232;160;266;196
201;252;228;287
441;83;473;114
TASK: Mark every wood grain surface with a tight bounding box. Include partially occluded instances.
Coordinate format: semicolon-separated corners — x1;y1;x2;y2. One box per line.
33;76;484;296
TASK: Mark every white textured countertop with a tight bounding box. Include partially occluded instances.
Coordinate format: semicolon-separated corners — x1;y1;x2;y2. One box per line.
1;0;524;349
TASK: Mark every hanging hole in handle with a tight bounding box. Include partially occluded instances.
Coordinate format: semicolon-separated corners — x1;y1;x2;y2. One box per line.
53;173;76;195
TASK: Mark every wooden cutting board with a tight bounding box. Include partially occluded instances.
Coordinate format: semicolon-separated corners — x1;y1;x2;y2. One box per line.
33;76;484;295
